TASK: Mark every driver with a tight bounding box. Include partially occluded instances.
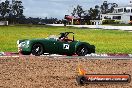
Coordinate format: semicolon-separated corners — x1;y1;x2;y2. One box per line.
59;33;66;40
59;33;72;42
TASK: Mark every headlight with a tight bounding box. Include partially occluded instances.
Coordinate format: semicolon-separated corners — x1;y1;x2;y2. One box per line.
18;41;30;48
18;42;26;47
26;41;30;45
17;40;20;45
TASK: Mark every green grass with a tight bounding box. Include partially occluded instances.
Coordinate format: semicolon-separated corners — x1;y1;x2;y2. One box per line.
103;24;132;26
0;25;132;53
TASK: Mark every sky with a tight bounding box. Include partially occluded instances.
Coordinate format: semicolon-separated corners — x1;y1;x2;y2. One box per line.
0;0;131;19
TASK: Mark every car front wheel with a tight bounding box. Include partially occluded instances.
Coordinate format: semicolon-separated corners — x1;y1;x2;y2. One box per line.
31;43;44;56
76;45;89;56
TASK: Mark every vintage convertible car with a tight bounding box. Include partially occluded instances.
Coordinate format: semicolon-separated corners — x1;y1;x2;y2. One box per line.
17;32;95;56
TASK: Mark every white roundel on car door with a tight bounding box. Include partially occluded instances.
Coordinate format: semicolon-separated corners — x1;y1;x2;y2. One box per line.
63;44;70;49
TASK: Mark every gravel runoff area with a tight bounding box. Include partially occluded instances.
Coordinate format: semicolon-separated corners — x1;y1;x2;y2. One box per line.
0;56;132;88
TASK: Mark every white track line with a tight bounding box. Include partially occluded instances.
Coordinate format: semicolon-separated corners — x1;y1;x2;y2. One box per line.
0;56;19;58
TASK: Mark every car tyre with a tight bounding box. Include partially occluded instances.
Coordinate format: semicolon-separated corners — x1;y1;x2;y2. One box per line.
76;45;89;56
31;43;44;56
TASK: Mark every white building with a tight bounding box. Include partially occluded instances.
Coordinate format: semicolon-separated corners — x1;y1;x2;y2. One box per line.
100;1;132;24
90;20;102;25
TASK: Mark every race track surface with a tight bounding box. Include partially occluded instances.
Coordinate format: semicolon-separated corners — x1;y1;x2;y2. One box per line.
0;56;132;88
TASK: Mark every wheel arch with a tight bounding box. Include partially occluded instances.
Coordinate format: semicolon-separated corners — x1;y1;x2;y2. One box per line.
31;42;45;52
75;42;92;54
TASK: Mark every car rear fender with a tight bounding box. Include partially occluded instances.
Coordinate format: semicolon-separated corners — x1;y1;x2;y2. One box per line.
75;42;95;54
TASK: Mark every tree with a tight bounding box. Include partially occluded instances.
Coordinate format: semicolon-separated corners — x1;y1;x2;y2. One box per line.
11;0;24;23
95;5;99;9
0;0;10;20
12;0;24;18
100;1;118;14
109;3;118;13
71;8;76;16
100;1;109;14
76;5;85;17
71;5;85;17
88;7;100;20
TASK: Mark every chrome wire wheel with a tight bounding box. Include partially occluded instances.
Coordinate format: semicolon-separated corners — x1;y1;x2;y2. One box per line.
76;45;88;56
31;43;44;56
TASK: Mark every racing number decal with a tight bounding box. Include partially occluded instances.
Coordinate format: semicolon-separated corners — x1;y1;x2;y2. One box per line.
63;44;70;49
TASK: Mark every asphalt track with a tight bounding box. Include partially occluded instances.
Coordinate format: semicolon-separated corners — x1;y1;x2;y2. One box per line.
0;52;132;59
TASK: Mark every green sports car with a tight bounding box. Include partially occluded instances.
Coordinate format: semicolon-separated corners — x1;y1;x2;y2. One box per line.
17;32;95;56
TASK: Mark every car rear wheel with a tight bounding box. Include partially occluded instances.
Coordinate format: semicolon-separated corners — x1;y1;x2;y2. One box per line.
31;43;44;56
76;45;89;56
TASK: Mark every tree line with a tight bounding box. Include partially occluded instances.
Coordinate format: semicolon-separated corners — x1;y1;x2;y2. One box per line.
0;0;118;25
71;1;118;20
0;0;59;24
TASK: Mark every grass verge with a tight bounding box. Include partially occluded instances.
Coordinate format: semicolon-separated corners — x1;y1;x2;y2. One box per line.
0;25;132;53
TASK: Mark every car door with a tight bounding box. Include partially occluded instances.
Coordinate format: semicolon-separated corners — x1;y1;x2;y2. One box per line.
57;41;76;54
44;40;59;54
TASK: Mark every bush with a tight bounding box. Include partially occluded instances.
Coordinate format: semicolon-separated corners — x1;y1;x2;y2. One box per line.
102;19;120;24
114;20;121;24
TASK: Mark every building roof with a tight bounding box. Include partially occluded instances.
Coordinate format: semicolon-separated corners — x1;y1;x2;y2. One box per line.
114;4;132;8
101;12;124;15
65;15;80;20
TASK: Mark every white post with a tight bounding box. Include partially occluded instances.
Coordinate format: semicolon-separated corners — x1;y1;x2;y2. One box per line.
6;21;8;26
72;19;74;25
